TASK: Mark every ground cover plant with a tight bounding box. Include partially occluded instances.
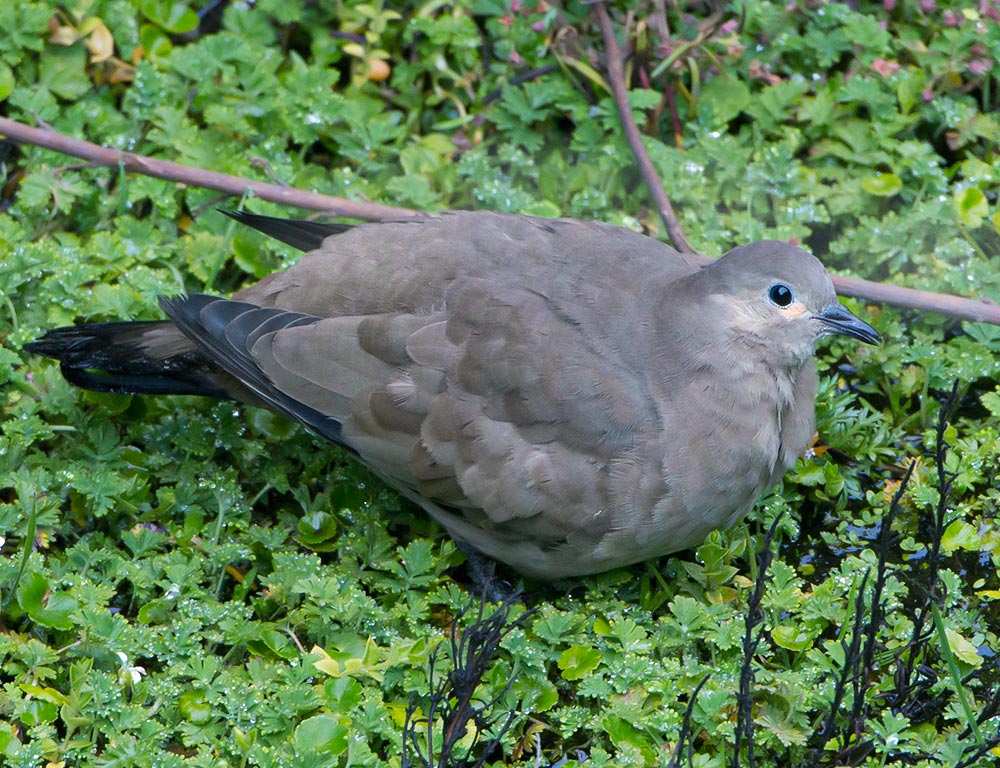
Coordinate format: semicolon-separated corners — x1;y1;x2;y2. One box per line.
1;0;999;765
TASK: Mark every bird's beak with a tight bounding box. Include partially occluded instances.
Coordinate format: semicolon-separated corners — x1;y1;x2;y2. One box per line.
815;304;881;345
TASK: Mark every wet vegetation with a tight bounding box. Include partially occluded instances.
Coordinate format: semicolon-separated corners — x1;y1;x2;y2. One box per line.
1;1;999;765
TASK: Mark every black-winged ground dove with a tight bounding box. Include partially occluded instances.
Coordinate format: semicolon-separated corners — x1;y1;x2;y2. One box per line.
27;211;879;578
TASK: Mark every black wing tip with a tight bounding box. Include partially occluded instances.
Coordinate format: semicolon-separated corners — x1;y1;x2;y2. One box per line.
24;323;129;360
58;363;230;399
23;334;65;359
218;208;254;225
218;208;353;251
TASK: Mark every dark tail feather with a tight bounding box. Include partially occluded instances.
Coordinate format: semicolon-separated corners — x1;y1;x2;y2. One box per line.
219;209;351;252
24;322;231;399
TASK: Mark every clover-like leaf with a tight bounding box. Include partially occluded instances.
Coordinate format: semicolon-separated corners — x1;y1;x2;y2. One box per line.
557;645;602;681
294;715;348;755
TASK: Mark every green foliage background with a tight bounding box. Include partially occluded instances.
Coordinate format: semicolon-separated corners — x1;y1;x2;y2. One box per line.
1;1;999;766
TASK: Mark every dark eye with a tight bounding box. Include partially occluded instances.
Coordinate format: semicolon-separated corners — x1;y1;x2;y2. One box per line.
769;284;793;307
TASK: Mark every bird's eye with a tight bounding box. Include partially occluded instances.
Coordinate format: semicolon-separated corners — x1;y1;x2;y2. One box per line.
769;284;793;307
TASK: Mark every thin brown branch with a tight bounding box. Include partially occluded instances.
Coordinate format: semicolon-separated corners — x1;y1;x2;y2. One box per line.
592;0;697;259
0;117;418;222
2;116;999;325
834;275;1000;325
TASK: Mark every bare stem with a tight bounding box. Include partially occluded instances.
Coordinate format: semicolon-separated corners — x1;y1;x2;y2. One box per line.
0;117;418;222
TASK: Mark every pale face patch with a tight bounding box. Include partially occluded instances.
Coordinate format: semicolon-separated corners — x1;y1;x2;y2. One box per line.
779;300;808;318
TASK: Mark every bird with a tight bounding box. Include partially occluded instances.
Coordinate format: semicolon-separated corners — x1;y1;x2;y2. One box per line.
26;210;880;579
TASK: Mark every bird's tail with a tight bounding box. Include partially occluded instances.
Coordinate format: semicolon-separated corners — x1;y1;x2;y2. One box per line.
24;320;231;399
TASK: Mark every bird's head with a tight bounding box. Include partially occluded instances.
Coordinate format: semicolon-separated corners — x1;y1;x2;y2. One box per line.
698;241;880;366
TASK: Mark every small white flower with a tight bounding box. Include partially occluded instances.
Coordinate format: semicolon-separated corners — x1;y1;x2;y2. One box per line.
116;652;146;685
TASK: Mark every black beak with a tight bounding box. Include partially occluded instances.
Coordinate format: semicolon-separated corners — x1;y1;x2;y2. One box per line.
815;304;881;345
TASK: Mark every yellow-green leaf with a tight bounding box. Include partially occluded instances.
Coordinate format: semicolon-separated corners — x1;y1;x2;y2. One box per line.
311;646;343;677
0;62;13;100
861;173;902;196
18;685;69;706
945;628;983;667
941;520;979;552
955;187;988;228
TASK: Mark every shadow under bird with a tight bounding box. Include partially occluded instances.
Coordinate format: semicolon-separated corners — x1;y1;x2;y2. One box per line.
26;210;880;579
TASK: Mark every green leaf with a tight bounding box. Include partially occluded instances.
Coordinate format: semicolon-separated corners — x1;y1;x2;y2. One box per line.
0;62;13;100
178;690;213;724
15;571;77;630
954;187;989;228
294;715;348;754
386;174;438;209
0;5;50;61
323;677;364;712
627;88;662;111
137;597;175;624
602;715;656;763
521;200;561;218
981;389;1000;417
39;44;90;101
18;684;68;707
557;645;601;681
295;510;339;550
758;700;810;746
514;675;558;712
896;71;925;113
140;23;173;59
19;699;59;727
861;173;902;196
0;722;15;753
698;77;751;126
231;233;280;279
842;14;890;54
772;625;814;651
138;0;199;34
15;571;48;613
250;409;297;439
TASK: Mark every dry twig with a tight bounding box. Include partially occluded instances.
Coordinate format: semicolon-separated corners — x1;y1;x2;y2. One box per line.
0;117;417;222
592;1;697;259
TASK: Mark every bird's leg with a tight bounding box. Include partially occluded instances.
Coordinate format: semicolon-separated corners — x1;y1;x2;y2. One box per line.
455;541;521;604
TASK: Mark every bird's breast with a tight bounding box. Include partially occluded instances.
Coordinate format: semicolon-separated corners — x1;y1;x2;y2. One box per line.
633;367;797;548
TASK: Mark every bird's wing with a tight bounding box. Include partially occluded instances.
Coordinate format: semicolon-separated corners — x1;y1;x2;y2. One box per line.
161;272;666;556
159;294;354;447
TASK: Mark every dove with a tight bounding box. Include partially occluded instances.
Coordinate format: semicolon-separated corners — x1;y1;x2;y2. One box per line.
26;210;879;578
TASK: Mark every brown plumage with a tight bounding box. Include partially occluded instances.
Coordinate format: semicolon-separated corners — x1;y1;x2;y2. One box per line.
26;211;879;578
